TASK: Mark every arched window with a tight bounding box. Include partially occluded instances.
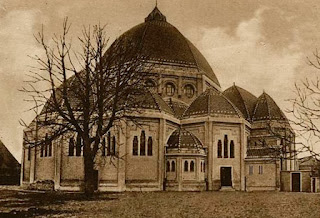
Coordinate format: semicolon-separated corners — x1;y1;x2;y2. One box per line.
184;84;195;98
76;134;82;156
146;79;156;88
165;82;175;96
224;135;228;158
166;161;170;172
40;144;44;157
230;140;235;158
201;162;203;172
190;161;195;172
147;136;153;156
68;138;74;156
107;132;111;156
171;161;176;172
48;141;52;157
102;138;106;156
27;146;31;161
217;140;222;158
133;136;138;156
203;162;206;173
112;136;116;155
184;161;189;172
140;131;146;156
44;134;48;157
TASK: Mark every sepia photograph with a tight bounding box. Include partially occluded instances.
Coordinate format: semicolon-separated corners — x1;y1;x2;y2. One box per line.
1;0;320;217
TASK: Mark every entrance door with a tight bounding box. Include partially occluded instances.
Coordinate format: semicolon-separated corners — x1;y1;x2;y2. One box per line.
291;173;300;192
93;170;99;191
220;167;232;187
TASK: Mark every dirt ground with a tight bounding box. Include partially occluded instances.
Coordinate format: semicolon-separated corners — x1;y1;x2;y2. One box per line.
0;186;319;217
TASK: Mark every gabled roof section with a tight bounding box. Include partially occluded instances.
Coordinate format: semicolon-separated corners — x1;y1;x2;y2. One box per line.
0;140;20;169
183;88;243;118
252;92;288;122
223;85;257;121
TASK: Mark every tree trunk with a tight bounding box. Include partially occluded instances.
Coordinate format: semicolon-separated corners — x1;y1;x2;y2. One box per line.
83;140;95;197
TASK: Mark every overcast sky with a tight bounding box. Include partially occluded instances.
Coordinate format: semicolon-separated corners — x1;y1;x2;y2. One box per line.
1;0;320;162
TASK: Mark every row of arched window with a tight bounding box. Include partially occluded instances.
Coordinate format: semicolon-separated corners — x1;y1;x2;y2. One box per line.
68;134;83;156
101;132;116;156
68;133;117;157
165;82;195;98
40;134;52;158
184;160;195;172
166;160;176;172
217;135;235;158
145;78;196;98
133;130;153;156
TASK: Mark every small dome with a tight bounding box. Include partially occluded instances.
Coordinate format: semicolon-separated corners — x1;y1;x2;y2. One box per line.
103;7;220;88
183;89;243;118
252;92;287;122
167;128;203;149
223;85;257;120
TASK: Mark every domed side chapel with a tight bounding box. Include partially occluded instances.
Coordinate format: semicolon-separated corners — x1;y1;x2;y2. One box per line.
21;7;296;192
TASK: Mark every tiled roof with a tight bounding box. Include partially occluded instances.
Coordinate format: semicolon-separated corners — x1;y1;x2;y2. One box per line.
103;7;220;87
166;99;189;119
183;88;243;118
0;140;20;170
167;128;203;149
223;85;257;121
252;92;288;122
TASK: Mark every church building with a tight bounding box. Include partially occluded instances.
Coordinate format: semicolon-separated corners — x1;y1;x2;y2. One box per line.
21;7;296;192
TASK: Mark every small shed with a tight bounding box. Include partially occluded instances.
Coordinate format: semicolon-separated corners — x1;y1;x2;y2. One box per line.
281;170;312;192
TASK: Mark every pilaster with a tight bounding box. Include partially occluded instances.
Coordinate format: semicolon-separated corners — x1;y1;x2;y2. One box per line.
117;121;126;191
54;137;62;190
158;118;166;190
240;122;246;191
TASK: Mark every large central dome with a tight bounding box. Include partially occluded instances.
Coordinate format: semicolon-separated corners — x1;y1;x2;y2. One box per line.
106;7;220;87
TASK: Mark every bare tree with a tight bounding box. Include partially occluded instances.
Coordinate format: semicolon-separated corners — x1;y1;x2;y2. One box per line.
21;18;152;196
283;50;320;174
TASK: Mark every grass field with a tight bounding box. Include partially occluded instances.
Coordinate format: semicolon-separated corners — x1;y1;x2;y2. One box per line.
0;187;319;217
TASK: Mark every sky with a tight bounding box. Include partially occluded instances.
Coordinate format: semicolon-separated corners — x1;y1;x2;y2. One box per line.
1;0;320;162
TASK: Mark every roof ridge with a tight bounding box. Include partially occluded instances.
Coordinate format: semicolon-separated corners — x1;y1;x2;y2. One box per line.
220;91;243;118
233;85;250;119
264;92;272;120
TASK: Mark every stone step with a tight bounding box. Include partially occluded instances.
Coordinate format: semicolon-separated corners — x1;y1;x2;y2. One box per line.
220;187;235;191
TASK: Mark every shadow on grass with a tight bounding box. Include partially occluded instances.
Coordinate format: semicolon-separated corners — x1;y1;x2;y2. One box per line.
0;189;118;217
